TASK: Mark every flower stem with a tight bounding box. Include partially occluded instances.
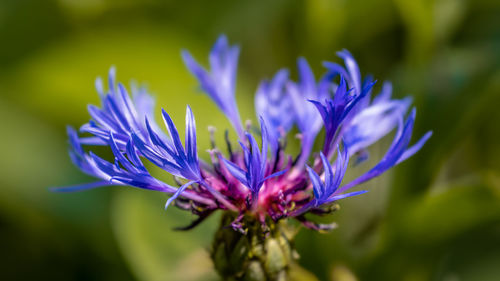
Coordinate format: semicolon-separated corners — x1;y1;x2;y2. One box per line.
211;212;319;281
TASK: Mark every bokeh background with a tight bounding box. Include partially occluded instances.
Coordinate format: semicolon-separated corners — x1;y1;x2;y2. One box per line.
1;0;499;280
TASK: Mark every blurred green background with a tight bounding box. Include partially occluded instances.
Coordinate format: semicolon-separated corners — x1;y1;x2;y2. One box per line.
0;0;499;280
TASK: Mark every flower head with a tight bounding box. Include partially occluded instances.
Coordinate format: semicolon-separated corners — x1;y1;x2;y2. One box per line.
55;35;431;232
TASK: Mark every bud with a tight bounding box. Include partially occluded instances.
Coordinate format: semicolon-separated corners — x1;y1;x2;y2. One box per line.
211;213;318;281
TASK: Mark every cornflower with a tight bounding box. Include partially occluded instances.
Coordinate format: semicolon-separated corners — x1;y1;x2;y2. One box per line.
55;35;431;280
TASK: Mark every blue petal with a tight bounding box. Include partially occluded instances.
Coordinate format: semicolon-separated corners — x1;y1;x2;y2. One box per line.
339;109;419;192
255;69;291;152
306;165;324;200
258;119;269;174
308;144;350;206
87;104;120;132
373;81;393;103
343;98;411;155
221;158;248;186
126;140;147;173
67;126;84;155
396;130;433;164
333;144;349;191
82;67;162;151
336;49;361;95
161;109;185;155
78;136;107;146
95;76;104;99
131;132;174;170
297;57;316;95
145;117;174;154
50;181;115;192
326;190;368;203
109;133;138;173
108;66;116;95
262;169;288;182
89;151;118;176
182;35;243;137
320;152;332;196
165;181;196;210
185;106;198;164
323;62;350;84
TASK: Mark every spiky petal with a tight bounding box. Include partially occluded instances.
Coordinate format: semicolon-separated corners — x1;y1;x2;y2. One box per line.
338;109;432;194
221;120;286;202
53;128;215;207
309;76;375;155
132;106;202;181
182;35;244;137
287;58;329;164
80;67;167;149
255;69;293;153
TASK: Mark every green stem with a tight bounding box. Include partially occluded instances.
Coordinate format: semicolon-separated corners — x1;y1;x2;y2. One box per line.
211;213;319;281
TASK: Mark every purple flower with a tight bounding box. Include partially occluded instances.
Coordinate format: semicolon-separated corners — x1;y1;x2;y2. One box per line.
56;35;431;231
